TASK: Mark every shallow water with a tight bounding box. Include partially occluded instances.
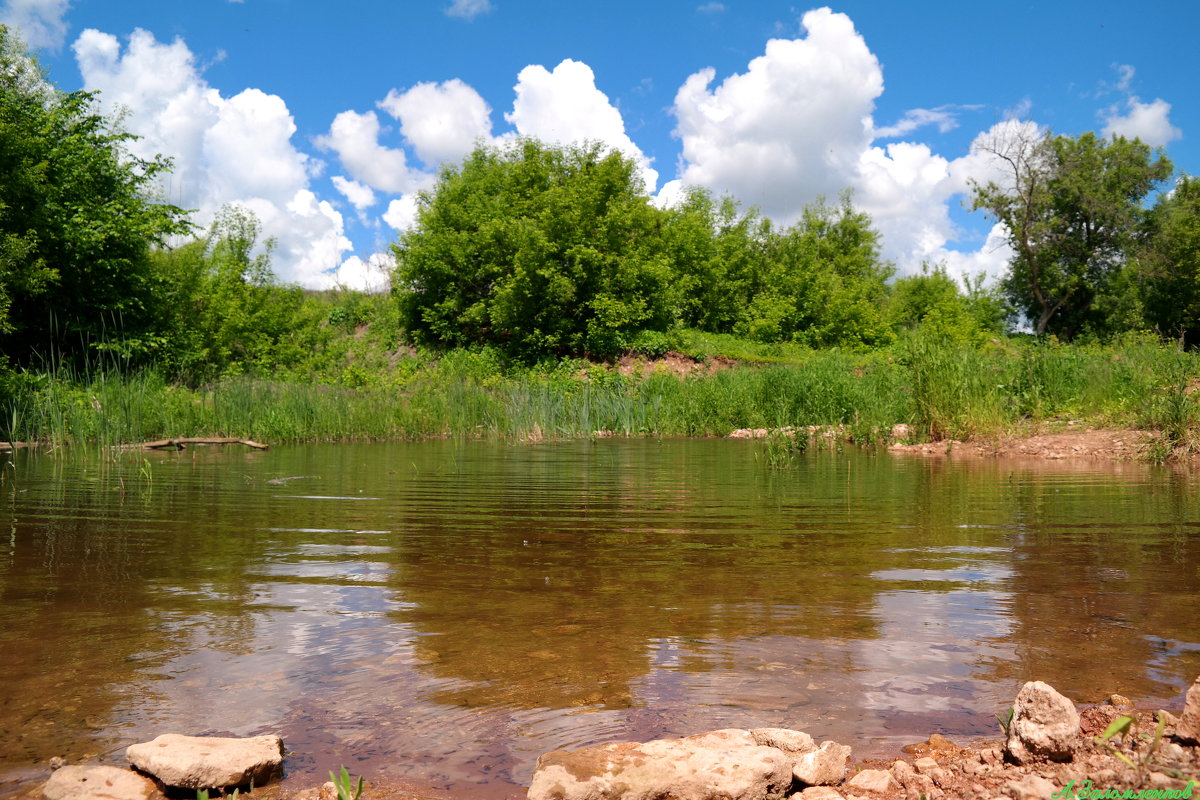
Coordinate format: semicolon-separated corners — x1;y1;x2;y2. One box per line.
1;440;1198;798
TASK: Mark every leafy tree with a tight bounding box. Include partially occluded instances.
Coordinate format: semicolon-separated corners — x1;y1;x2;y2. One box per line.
663;188;772;334
393;139;678;359
150;206;329;383
0;25;190;363
737;197;893;348
1139;175;1200;345
970;127;1172;338
887;263;1010;343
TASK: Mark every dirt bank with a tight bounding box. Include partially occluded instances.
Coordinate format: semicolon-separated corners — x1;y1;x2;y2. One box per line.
888;428;1152;462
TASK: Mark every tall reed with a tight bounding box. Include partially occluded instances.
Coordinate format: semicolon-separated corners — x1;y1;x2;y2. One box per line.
4;332;1198;449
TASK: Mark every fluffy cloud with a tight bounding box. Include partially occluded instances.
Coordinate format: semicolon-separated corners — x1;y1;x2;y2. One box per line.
506;59;659;192
1097;64;1181;147
669;7;1024;280
1;0;70;50
315;110;423;195
1102;97;1182;146
72;28;353;287
379;79;494;167
445;0;490;20
672;7;880;221
383;196;421;232
329;252;393;293
332;176;377;210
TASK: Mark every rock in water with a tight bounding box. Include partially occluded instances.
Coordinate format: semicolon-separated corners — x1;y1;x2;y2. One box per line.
43;766;159;800
1178;675;1200;744
1005;681;1079;764
527;728;806;800
126;734;283;789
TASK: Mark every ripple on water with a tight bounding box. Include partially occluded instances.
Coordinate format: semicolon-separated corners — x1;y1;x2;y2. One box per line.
0;441;1197;799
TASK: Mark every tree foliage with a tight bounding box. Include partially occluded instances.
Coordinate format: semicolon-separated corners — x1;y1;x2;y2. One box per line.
393;139;678;359
887;264;1010;343
149;206;330;383
970;127;1172;339
394;140;897;358
0;25;190;362
1139;176;1200;345
738;197;892;348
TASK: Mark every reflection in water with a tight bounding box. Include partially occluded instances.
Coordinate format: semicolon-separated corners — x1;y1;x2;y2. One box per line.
0;441;1198;798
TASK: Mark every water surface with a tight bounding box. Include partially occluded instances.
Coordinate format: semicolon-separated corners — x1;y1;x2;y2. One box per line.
1;440;1198;798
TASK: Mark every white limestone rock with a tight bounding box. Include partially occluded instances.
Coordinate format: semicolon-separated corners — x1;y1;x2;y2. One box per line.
126;734;283;789
43;766;159;800
527;728;798;800
1005;681;1079;764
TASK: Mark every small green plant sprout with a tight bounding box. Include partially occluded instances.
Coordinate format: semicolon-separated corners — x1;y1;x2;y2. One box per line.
1094;714;1166;771
329;766;364;800
196;790;209;800
1095;715;1136;768
995;706;1014;737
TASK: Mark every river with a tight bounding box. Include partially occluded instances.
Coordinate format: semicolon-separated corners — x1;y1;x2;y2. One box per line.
1;440;1197;797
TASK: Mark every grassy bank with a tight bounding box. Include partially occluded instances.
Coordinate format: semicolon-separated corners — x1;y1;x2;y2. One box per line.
3;330;1198;452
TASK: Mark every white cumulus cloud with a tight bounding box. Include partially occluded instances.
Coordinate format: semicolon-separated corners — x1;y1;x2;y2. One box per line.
331;176;377;210
672;7;880;222
329;252;393;293
72;27;352;287
1;0;70;50
668;7;1027;281
315;110;424;195
1098;63;1181;147
383;196;422;233
506;58;658;192
1102;97;1182;146
379;79;494;167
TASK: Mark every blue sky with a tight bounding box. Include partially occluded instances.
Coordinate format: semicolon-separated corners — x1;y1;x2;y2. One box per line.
4;0;1198;289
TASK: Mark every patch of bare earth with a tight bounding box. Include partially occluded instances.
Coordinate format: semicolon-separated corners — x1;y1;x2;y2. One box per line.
614;351;738;377
889;428;1150;462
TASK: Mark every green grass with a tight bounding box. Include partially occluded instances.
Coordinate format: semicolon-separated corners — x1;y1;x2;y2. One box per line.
3;330;1199;453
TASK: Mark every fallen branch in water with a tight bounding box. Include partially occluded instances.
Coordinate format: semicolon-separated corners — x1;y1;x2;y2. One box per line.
119;437;270;452
0;441;30;452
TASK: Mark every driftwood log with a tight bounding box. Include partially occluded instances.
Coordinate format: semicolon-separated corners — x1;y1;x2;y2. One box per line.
125;437;269;451
0;441;30;451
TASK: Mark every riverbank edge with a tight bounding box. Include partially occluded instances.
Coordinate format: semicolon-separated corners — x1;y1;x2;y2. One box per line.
15;694;1199;800
1;425;1191;465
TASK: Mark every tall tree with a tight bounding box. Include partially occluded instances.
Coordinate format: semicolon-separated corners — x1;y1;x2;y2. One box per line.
0;25;190;362
1139;175;1200;345
970;126;1171;338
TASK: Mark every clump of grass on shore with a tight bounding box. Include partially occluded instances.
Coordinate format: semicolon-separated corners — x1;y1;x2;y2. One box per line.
3;330;1198;453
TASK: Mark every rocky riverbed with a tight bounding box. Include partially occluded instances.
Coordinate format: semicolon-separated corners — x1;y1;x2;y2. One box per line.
21;677;1200;800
